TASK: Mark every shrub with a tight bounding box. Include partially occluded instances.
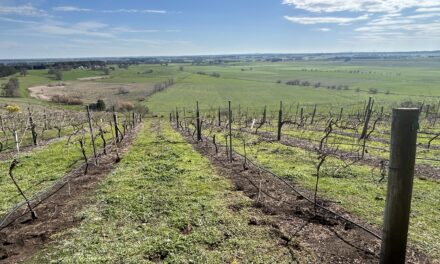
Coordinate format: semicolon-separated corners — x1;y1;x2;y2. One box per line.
285;80;300;85
5;104;21;113
134;104;149;115
117;87;130;95
368;88;379;94
2;77;20;97
115;101;134;111
51;94;83;105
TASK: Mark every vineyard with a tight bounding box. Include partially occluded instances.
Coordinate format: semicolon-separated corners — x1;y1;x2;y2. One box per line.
0;59;439;263
0;104;142;262
168;99;440;260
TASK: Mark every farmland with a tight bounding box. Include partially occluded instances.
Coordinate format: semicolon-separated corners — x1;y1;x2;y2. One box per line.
1;57;440;263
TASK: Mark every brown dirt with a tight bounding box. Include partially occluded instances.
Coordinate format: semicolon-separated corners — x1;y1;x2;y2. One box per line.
28;85;65;101
29;82;155;105
178;129;432;263
0;125;141;263
77;76;109;81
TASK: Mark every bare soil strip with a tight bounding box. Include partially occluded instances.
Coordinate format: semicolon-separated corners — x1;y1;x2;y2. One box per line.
0;125;141;263
28;85;65;101
177;128;432;263
77;76;109;81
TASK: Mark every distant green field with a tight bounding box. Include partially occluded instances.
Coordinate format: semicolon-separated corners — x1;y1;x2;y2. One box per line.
147;60;440;114
2;59;439;114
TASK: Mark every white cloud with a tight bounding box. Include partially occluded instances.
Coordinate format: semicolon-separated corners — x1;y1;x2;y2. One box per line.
282;0;440;13
407;13;440;19
284;14;368;25
416;7;440;12
0;4;47;17
35;22;114;38
317;27;331;31
356;21;440;34
368;18;414;26
103;9;167;14
0;16;39;24
112;27;159;33
111;27;181;33
53;6;92;12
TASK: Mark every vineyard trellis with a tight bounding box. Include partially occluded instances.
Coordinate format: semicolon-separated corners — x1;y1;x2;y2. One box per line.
170;100;431;262
0;105;143;230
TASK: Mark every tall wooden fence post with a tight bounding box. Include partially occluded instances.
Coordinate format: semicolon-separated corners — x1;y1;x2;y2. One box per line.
132;112;135;128
277;101;283;141
176;107;179;129
310;104;317;125
228;101;233;162
113;108;120;143
86;106;98;165
28;108;37;146
196;101;202;141
380;108;419;264
360;96;374;139
218;106;221;126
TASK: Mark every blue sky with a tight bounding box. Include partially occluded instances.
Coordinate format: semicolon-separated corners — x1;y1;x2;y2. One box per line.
1;0;440;59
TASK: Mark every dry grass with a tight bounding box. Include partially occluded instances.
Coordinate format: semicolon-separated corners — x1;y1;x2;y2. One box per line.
29;82;156;105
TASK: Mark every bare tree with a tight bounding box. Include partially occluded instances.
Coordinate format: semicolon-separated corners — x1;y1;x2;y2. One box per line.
2;77;20;97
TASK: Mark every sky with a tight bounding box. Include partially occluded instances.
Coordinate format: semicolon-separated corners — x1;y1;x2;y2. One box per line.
1;0;440;59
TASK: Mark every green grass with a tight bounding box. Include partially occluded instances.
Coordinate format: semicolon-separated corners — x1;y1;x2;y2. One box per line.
0;69;104;98
29;119;301;263
0;125;113;216
4;59;439;114
206;127;440;258
147;60;440;114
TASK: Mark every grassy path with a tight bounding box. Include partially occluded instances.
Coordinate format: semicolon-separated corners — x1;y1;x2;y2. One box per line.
30;119;296;263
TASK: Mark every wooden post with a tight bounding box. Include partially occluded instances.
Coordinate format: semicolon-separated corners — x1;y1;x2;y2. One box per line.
43;110;48;130
196;101;202;141
228;101;233;162
86;106;98;164
295;103;299;121
263;105;267;123
338;107;343;121
176;107;179;129
425;104;430;119
360;97;373;139
132;112;135;128
113;108;120;143
310;104;317;125
28;108;37;146
277;101;283;141
380;108;419;264
218;106;221;126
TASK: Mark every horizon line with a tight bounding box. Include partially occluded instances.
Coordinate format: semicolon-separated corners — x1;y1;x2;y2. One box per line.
1;50;440;61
